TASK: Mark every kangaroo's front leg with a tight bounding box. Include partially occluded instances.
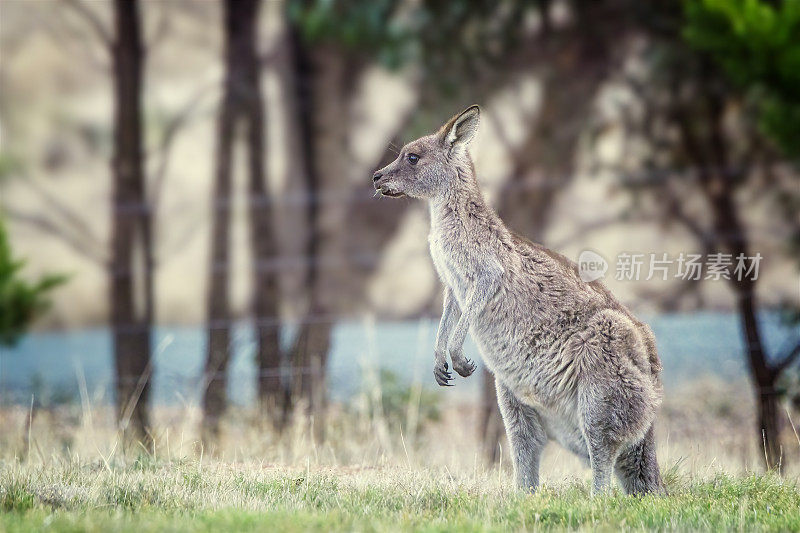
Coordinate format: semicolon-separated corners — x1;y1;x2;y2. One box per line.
433;287;460;386
447;263;502;377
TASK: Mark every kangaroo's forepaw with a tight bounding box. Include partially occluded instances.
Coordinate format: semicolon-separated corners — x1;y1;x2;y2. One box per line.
433;360;453;387
452;357;477;378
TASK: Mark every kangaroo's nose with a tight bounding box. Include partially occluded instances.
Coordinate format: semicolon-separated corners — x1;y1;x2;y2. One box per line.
372;172;382;183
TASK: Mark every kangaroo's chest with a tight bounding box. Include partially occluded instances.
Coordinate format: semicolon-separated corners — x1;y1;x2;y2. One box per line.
428;229;474;306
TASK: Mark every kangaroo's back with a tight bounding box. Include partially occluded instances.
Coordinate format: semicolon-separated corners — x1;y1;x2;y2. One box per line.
511;231;663;386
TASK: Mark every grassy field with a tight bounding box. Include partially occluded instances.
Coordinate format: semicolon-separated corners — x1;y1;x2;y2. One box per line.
1;459;799;532
1;378;799;531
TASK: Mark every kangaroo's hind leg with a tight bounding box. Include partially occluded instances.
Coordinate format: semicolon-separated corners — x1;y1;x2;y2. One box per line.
574;309;660;495
579;373;650;495
582;419;622;495
495;378;548;492
615;424;665;495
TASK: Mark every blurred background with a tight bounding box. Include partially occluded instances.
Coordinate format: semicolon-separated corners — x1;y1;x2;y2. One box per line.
1;0;799;476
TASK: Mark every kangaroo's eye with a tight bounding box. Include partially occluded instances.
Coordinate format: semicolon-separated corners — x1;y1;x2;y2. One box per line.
407;153;420;165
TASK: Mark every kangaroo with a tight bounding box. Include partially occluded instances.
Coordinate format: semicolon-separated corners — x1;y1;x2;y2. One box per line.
372;105;665;495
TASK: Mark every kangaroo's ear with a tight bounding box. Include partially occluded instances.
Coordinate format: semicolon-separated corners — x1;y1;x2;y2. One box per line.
438;105;480;151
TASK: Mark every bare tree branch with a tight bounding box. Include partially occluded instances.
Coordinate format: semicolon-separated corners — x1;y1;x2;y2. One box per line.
633;276;699;311
148;81;217;209
145;0;172;54
660;180;718;249
21;178;106;253
485;98;542;164
60;0;112;49
155;207;206;266
37;4;109;72
632;238;715;311
774;342;800;375
3;207;108;264
550;213;631;249
486;110;516;155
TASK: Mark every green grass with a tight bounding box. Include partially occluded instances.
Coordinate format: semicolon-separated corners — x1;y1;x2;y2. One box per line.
1;460;799;532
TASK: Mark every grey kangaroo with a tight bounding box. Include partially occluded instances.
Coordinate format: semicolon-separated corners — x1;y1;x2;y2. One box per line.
372;105;665;495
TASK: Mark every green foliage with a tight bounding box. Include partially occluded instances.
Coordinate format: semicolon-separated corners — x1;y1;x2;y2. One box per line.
0;152;23;183
351;369;441;436
288;0;540;91
0;219;66;347
375;369;440;429
288;0;409;68
0;482;35;512
684;0;800;158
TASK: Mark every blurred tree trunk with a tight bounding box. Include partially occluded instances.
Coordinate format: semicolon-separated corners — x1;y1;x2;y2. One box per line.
739;291;781;469
663;70;785;470
692;138;781;470
242;1;283;423
248;96;283;420
203;0;282;439
202;39;234;443
285;27;359;431
699;118;781;469
110;0;151;445
203;0;282;440
270;24;308;427
605;2;795;469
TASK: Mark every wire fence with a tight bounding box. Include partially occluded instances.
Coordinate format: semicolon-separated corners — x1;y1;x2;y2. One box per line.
3;167;798;412
1;311;797;409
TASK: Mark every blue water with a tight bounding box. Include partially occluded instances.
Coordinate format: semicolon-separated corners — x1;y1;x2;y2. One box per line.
0;313;797;406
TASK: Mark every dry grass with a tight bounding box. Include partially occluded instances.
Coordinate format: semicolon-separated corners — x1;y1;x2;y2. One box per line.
1;376;799;531
1;376;798;476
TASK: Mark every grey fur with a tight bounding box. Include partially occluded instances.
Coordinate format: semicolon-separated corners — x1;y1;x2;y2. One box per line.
373;105;665;495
